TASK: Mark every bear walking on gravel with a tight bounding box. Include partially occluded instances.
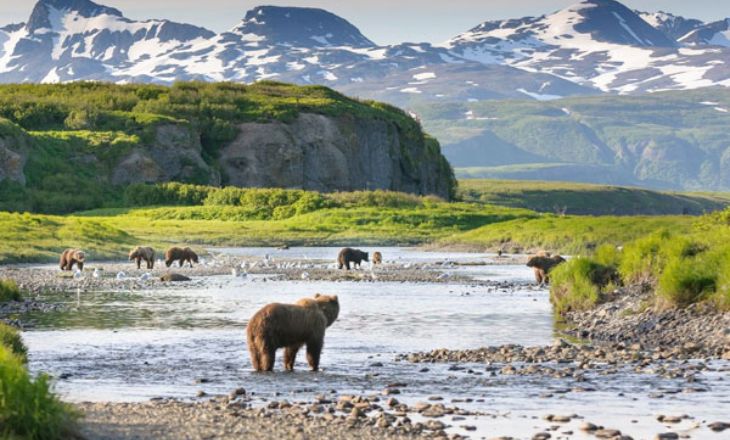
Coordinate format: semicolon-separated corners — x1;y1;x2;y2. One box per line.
526;253;566;285
246;294;340;372
165;247;199;268
372;251;383;265
337;248;368;270
129;246;155;269
59;249;86;271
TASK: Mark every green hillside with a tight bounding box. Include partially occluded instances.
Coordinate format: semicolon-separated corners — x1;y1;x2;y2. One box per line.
0;81;455;214
417;87;730;191
459;179;730;215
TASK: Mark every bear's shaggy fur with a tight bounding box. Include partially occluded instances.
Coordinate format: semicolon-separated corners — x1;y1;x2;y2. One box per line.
246;294;340;372
372;252;383;265
160;273;192;282
337;248;368;270
165;247;199;268
526;254;566;285
129;246;155;269
59;249;86;271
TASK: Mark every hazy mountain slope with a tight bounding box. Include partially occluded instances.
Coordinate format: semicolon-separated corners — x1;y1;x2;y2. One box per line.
417;88;730;191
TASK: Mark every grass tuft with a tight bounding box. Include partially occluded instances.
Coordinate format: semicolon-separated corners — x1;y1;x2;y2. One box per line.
0;346;78;440
0;279;21;303
549;257;619;314
0;323;27;363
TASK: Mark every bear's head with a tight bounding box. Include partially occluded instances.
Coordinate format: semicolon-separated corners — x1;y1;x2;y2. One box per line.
185;247;199;263
75;251;86;262
314;293;339;326
526;256;544;268
129;247;139;260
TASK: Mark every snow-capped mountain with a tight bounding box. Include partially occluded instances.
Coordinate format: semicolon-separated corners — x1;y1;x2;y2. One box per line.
679;19;730;47
636;11;704;42
446;0;730;93
2;0;730;103
0;0;214;82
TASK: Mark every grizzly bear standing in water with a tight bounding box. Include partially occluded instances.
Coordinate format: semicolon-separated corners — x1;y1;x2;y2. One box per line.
526;254;566;285
337;248;368;270
165;247;199;268
129;246;155;269
246;294;340;372
59;249;86;271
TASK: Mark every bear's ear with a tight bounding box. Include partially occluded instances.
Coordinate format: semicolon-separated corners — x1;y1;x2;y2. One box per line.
333;295;339;301
315;293;321;298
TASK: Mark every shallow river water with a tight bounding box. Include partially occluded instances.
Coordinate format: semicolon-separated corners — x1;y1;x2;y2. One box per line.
19;247;730;439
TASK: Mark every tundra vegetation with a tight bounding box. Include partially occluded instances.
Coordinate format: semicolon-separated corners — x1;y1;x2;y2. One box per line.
0;307;77;439
550;215;730;313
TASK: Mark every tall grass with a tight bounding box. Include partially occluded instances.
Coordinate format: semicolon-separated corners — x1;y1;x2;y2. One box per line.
550;211;730;312
0;279;21;302
0;323;27;363
0;346;78;440
550;258;618;313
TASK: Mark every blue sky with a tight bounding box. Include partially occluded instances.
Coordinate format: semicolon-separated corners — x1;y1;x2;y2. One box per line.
2;1;729;45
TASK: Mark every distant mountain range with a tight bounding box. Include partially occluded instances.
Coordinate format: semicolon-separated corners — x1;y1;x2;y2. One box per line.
2;0;730;102
2;0;730;191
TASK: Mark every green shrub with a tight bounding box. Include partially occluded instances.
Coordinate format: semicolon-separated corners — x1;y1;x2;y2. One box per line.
124;182;214;207
594;243;621;267
0;323;27;363
0;279;21;302
550;257;618;314
657;253;718;307
0;345;78;440
328;190;429;208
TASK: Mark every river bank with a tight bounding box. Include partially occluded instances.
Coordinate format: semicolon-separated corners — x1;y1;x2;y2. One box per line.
4;248;729;439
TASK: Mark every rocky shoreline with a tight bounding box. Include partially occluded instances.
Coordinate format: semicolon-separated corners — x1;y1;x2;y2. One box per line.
563;285;730;358
399;285;730;368
77;396;466;440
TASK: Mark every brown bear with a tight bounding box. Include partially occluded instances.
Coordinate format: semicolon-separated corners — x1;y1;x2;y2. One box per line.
246;294;340;372
59;249;86;271
165;247;199;268
337;248;368;270
372;251;383;265
526;254;566;285
129;246;155;269
160;273;192;282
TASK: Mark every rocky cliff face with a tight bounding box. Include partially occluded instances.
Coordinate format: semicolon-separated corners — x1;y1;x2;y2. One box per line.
0;122;28;185
1;112;454;200
220;113;454;199
112;125;219;186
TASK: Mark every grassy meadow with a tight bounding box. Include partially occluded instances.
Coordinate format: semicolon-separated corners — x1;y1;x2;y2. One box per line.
0;180;724;264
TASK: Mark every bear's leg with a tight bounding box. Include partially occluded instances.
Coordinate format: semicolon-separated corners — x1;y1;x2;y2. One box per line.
137;258;141;270
306;339;323;372
533;268;542;285
248;343;261;371
284;344;302;371
345;261;351;270
78;262;84;271
261;345;277;372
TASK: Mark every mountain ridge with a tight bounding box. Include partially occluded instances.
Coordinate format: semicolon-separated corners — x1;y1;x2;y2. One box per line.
1;0;730;102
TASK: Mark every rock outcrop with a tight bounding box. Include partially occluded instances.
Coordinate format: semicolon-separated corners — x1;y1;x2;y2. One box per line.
220;113;454;199
112;124;219;186
0;121;29;185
